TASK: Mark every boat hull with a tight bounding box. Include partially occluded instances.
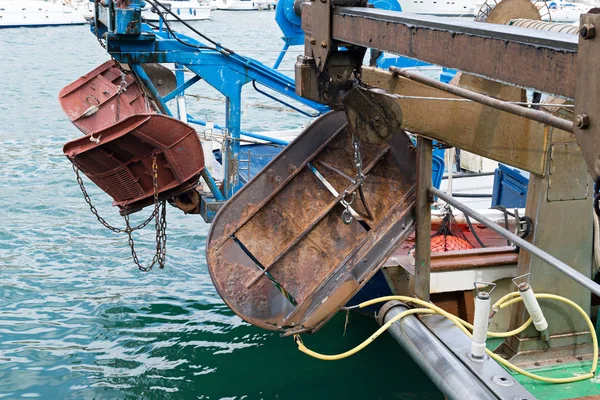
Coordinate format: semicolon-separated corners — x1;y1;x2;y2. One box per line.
0;0;86;28
142;1;211;20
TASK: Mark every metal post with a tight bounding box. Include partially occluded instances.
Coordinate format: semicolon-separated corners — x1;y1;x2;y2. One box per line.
224;90;242;198
414;136;432;301
431;187;600;297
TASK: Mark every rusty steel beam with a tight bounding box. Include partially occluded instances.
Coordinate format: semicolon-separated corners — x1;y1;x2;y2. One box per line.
361;67;550;175
414;137;432;301
389;67;574;133
331;8;578;98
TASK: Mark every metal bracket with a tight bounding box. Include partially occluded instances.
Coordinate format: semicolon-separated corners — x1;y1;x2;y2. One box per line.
474;281;497;297
574;14;600;182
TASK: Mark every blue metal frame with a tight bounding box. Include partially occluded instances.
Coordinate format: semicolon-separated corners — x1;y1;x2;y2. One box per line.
92;0;328;210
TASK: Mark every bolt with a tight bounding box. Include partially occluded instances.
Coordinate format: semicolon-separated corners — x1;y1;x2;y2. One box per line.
156;79;163;86
309;37;316;45
320;41;327;48
580;24;596;39
575;113;589;129
371;116;382;126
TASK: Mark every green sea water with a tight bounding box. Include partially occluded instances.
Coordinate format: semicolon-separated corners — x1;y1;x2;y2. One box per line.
0;12;442;399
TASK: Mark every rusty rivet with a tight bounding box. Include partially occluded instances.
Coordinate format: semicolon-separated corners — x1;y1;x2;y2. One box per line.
309;37;316;45
580;24;596;40
372;116;382;126
575;113;589;129
320;41;327;48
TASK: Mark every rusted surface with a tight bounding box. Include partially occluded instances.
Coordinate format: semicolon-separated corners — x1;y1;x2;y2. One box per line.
207;111;416;333
574;13;600;178
430;246;519;271
329;8;577;98
63;114;204;214
59;60;152;136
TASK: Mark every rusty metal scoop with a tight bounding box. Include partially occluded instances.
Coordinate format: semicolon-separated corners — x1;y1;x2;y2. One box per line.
206;111;417;335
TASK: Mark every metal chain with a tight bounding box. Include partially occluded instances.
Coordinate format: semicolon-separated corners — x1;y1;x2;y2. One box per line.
72;154;167;271
340;134;367;225
92;6;132;77
115;71;128;122
124;155;167;271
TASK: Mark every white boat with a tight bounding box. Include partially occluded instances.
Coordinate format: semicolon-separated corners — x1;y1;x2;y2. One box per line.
397;0;477;17
0;0;86;28
543;0;590;22
73;0;93;20
142;0;211;21
214;0;259;11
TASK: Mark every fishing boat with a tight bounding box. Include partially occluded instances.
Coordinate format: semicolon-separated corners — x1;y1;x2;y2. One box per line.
0;0;86;28
213;0;261;10
141;0;211;21
72;0;93;20
58;0;600;398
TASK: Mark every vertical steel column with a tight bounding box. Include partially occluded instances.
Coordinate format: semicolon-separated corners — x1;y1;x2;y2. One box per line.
414;137;432;301
224;90;242;198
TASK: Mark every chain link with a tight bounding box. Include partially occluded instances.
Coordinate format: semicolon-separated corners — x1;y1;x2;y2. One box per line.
115;71;128;123
72;154;167;271
339;133;367;225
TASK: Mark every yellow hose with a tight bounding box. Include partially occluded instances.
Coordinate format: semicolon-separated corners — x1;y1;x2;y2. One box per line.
293;293;598;384
295;308;434;361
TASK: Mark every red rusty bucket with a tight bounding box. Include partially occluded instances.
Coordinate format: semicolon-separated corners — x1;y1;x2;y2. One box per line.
59;61;153;136
63;113;205;214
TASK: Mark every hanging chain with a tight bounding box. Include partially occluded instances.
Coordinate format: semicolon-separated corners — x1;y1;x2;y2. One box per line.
72;154;167;271
115;71;128;123
340;134;367;225
124;156;167;271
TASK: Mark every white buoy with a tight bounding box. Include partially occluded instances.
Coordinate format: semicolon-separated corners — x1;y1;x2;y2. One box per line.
514;274;550;345
471;282;496;359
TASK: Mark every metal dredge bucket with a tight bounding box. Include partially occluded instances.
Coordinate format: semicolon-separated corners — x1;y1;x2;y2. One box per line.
63;113;205;215
59;61;154;136
206;111;417;335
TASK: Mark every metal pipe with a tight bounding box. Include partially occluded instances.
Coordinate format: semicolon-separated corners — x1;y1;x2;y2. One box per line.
442;172;495;179
431;187;600;297
389;66;574;133
378;301;498;400
415;137;432;301
201;169;225;201
450;193;492;198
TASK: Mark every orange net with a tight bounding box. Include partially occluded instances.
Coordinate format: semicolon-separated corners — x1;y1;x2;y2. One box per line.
430;233;473;252
431;209;474;252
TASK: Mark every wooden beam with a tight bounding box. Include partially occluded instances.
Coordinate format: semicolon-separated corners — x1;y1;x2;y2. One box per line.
361;67;554;175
